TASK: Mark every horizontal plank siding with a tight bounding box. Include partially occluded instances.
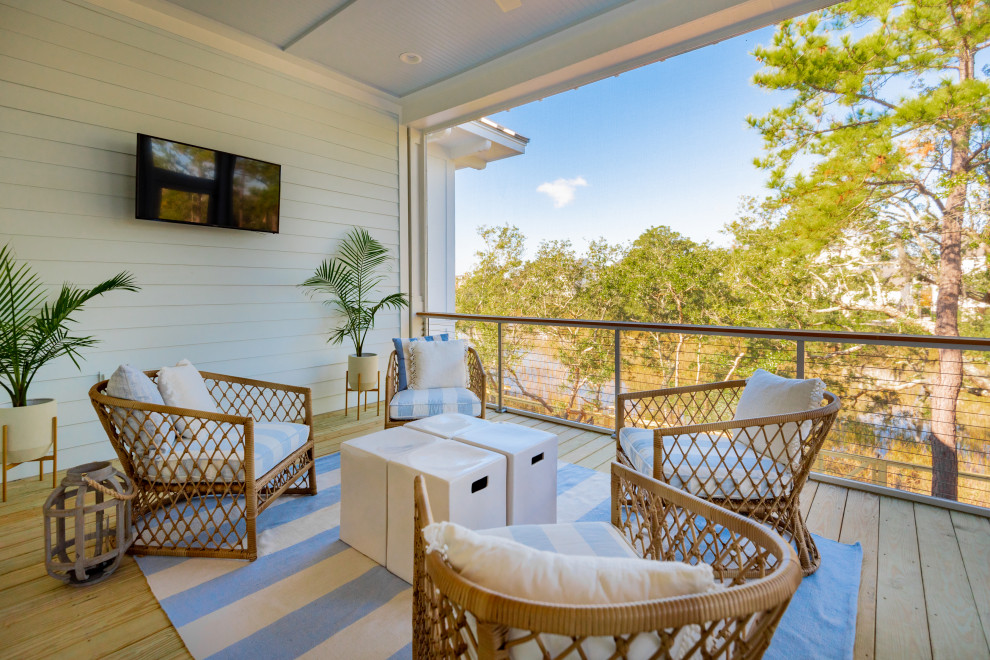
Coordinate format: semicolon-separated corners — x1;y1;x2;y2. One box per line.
0;0;400;478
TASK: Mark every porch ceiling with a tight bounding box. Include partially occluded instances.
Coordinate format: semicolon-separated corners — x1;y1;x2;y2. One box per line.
132;0;836;128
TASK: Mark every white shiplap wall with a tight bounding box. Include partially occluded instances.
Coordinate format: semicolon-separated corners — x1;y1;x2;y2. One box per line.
0;0;402;476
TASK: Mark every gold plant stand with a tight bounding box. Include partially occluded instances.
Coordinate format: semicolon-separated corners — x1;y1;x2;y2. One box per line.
345;371;380;421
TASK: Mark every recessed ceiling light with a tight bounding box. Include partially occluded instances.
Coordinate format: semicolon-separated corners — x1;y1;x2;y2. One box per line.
399;52;423;65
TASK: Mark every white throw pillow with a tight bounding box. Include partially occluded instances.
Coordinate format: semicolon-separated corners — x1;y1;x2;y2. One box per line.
106;364;174;458
157;360;220;437
407;339;468;390
732;369;826;465
422;520;714;605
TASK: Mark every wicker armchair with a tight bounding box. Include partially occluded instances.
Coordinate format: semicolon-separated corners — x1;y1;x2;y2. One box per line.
384;346;486;429
616;380;840;576
89;371;317;561
414;462;801;659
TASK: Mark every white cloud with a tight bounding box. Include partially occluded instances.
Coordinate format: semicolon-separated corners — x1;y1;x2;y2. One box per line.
536;176;588;208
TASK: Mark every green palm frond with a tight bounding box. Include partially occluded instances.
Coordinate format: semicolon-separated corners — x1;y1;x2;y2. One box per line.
299;228;408;356
0;245;139;406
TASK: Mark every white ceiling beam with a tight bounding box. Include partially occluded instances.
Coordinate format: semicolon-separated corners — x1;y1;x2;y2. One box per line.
444;137;494;162
456;155;489;171
282;0;360;51
400;0;838;130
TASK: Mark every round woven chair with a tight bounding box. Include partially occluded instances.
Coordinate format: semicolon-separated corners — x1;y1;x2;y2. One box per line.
89;371;317;561
616;380;840;576
413;462;802;659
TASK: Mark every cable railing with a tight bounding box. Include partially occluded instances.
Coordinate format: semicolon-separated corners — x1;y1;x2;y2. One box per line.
421;311;990;511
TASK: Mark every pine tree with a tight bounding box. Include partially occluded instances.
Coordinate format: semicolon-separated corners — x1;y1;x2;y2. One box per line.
750;0;990;499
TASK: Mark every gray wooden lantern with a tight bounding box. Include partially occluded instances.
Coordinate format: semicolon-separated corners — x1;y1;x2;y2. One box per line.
43;461;135;586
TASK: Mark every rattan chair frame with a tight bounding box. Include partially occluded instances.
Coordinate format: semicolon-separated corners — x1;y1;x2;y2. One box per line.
384;346;487;429
413;462;802;659
89;371;317;561
615;380;840;576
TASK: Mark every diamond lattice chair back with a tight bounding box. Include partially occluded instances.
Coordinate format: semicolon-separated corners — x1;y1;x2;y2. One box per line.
89;371;317;560
615;371;840;576
413;462;802;659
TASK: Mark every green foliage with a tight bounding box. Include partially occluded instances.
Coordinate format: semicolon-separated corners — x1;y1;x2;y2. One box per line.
454;0;990;497
301;228;408;356
749;0;989;267
0;245;139;407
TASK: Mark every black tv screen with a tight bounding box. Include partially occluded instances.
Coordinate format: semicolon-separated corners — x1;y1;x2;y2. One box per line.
135;134;280;233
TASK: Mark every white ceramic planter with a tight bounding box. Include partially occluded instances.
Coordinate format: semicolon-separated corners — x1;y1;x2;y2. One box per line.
0;398;57;463
348;354;379;391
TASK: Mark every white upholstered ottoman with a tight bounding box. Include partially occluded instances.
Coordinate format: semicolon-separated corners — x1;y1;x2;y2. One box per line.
404;412;491;439
339;427;438;564
454;423;558;525
387;439;506;583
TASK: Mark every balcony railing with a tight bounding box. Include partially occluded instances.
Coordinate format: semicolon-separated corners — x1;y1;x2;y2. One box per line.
421;312;990;513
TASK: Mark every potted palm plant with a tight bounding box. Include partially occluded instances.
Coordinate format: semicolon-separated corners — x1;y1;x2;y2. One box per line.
0;245;138;463
301;228;408;391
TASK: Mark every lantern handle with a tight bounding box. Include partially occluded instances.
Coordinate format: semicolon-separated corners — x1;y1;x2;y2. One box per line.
83;476;136;501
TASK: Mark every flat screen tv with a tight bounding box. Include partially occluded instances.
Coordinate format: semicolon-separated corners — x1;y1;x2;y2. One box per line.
135;134;280;233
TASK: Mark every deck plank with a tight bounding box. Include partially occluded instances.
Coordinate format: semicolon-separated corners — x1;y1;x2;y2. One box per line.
799;481;819;520
915;504;989;657
556;430;607;460
806;482;848;541
574;441;618;471
950;510;990;647
840;489;881;660
875;497;932;660
559;435;613;465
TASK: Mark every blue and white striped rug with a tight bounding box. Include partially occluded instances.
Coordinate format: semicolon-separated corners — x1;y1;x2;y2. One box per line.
135;454;860;659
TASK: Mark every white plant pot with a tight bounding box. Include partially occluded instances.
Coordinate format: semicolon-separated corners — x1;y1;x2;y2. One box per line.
348;354;379;391
0;398;57;463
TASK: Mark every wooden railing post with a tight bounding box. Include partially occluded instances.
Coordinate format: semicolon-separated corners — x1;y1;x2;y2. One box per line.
796;339;805;379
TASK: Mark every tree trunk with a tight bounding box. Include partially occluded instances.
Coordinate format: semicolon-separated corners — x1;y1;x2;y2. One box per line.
673;333;684;388
930;181;964;499
929;44;973;500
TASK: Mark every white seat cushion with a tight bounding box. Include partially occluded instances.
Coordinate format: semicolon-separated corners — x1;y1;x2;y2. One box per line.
732;369;826;465
424;520;713;605
392;334;450;391
429;521;714;659
479;521;638;559
407;339;468;389
106;364;175;459
389;387;482;420
619;427;790;500
149;421;309;482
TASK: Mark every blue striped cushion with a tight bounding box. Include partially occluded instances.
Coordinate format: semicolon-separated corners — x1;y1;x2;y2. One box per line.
619;427;789;499
388;387;481;420
618;427;654;475
151;421;309;482
392;334;449;391
480;522;638;559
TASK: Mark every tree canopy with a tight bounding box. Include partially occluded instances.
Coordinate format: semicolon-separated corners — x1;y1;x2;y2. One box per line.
455;0;990;502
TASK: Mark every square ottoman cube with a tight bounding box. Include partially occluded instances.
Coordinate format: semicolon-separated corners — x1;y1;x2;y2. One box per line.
405;412;491;439
340;427;439;565
387;439;506;583
454;423;557;525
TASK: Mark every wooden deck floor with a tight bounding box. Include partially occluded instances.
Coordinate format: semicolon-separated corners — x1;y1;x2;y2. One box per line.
1;409;988;659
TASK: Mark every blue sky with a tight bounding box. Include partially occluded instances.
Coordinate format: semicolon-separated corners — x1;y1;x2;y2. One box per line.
453;25;786;274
